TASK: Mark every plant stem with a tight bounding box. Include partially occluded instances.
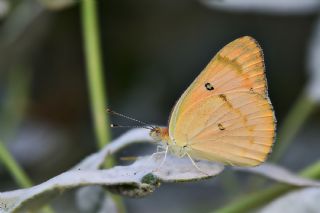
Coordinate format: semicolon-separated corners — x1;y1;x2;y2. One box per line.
213;160;320;213
81;0;111;150
80;1;125;212
0;141;55;213
271;92;316;162
0;141;32;187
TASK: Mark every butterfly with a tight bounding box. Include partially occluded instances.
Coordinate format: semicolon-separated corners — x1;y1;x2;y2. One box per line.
149;36;276;167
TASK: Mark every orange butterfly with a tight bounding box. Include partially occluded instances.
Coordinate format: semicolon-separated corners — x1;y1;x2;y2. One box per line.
150;36;276;167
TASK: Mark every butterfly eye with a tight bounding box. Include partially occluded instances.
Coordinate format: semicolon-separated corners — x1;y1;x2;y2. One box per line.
205;82;214;91
150;128;162;142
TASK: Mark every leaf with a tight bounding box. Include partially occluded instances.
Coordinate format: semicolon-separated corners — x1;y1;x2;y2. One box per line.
200;0;320;15
97;195;118;213
307;15;320;102
1;128;319;212
76;186;105;213
76;187;117;213
0;154;224;212
235;163;320;187
74;128;154;170
258;187;320;213
0;0;9;18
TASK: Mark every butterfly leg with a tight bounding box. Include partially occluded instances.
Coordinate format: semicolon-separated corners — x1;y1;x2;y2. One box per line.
186;152;209;175
152;145;169;172
149;150;166;161
148;144;166;161
225;159;235;167
156;144;166;152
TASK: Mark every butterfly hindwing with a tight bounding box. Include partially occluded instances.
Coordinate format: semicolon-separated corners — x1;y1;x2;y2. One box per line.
168;36;276;166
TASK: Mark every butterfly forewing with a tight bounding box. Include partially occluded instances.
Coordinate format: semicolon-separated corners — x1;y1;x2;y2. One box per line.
168;36;276;166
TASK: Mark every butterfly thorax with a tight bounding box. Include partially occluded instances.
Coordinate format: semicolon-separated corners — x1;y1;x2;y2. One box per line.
150;127;190;158
168;144;190;158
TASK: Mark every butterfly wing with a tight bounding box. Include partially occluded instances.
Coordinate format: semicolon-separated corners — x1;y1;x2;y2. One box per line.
168;36;276;166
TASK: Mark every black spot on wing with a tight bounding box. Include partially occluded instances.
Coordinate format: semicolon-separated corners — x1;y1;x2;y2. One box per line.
205;82;214;91
218;123;225;130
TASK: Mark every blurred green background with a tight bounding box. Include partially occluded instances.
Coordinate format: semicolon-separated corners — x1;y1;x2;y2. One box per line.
0;0;319;212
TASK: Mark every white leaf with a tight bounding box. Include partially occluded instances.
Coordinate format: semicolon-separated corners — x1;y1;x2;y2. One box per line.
0;0;9;18
97;195;118;213
2;128;318;212
235;163;320;187
200;0;320;15
0;154;224;212
307;15;320;102
76;186;104;213
259;187;320;213
74;128;153;171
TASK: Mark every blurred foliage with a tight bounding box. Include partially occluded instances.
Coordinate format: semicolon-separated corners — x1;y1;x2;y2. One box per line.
0;0;320;212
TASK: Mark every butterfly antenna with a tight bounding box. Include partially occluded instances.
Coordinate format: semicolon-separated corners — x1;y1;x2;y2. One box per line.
110;124;153;130
107;108;155;129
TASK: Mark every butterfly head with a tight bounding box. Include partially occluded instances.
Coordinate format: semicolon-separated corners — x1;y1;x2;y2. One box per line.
150;127;169;142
